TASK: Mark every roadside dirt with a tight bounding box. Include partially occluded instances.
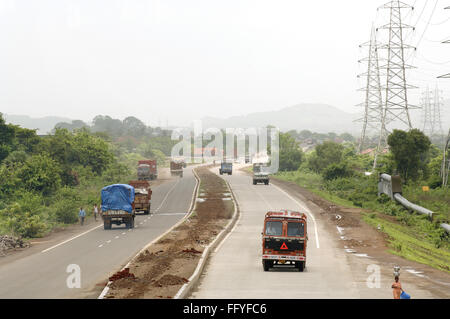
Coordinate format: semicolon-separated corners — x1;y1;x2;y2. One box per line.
265;173;450;298
103;165;234;299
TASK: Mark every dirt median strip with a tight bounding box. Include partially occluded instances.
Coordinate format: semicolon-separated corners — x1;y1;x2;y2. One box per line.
101;165;238;299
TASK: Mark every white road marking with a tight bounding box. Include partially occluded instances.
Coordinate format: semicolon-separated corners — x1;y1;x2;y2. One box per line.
153;179;181;214
122;232;126;235
41;224;103;253
106;240;111;244
98;244;103;248
115;236;119;239
271;184;321;249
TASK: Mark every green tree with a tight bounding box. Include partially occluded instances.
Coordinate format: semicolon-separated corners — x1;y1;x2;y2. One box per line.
17;154;62;195
279;133;304;171
387;129;431;182
0;114;15;162
308;141;344;173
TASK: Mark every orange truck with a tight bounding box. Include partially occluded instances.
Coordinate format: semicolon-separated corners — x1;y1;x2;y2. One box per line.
128;180;152;215
262;210;308;272
137;160;158;180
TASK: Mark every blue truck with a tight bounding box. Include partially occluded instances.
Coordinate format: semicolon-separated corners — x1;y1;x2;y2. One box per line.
101;184;136;230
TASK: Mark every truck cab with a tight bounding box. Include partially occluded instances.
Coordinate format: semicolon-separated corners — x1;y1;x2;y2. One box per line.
219;162;233;175
253;163;270;185
262;210;308;272
170;160;184;178
138;160;158;180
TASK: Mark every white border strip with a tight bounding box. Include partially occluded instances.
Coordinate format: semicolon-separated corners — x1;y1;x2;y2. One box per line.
98;166;201;299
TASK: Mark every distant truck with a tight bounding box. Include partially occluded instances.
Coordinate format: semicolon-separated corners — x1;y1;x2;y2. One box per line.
220;161;233;175
170;160;184;178
101;184;136;230
262;210;308;272
137;160;158;181
253;163;270;185
129;180;152;215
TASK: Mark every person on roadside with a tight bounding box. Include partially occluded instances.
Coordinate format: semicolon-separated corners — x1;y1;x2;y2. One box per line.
79;207;86;226
391;276;403;299
93;204;99;222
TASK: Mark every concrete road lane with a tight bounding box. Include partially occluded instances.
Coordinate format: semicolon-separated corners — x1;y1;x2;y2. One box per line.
191;167;435;299
0;168;197;299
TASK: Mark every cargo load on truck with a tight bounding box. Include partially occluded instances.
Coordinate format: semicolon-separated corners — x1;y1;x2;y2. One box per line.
137;160;158;181
170;160;184;178
128;180;152;215
262;210;308;272
101;184;136;230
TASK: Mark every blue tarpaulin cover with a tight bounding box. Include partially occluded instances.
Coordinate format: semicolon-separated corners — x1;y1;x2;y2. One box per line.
101;184;135;213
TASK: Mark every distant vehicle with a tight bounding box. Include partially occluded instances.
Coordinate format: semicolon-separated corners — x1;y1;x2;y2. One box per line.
253;163;270;185
101;184;136;230
137;160;158;180
220;162;233;175
170;160;184;178
245;155;251;164
129;180;152;215
262;210;308;272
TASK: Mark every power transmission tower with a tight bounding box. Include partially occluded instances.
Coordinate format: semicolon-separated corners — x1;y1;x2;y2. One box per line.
438;6;450;79
357;26;384;154
356;26;388;170
431;86;444;137
421;86;433;135
442;129;450;187
377;0;418;132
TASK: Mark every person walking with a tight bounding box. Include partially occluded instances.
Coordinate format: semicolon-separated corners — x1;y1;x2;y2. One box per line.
93;204;99;222
79;207;86;226
391;276;403;299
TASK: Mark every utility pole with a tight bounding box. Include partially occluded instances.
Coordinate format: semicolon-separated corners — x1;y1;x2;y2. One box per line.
357;26;385;170
377;0;418;132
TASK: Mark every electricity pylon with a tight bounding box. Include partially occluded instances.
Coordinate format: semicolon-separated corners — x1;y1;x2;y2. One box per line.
431;86;444;137
438;6;450;79
357;26;387;170
442;129;450;187
357;26;384;153
421;86;433;135
377;0;418;132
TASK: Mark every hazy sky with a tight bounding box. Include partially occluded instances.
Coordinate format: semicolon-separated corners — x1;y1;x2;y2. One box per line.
0;0;449;127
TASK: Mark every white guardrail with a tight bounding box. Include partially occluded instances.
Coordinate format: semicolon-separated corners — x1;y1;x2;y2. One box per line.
378;174;450;233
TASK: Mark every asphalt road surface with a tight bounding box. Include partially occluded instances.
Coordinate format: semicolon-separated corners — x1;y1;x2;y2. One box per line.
0;168;197;299
191;166;436;299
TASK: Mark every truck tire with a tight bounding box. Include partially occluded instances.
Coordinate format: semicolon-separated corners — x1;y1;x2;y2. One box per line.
253;180;257;185
130;217;135;229
103;219;111;230
265;181;269;185
263;260;272;272
297;261;305;272
220;171;223;175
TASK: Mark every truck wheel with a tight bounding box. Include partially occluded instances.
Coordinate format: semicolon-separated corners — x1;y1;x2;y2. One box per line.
263;260;272;272
297;261;305;272
103;220;111;230
265;181;269;185
253;180;257;185
130;217;135;229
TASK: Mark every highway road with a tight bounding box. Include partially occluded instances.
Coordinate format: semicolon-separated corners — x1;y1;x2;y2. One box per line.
0;168;197;299
190;166;436;299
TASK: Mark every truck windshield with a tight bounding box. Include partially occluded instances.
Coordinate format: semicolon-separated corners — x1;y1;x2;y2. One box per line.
287;222;305;237
254;166;261;173
265;221;283;236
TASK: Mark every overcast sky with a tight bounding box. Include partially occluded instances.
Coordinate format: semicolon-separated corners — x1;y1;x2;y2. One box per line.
0;0;449;127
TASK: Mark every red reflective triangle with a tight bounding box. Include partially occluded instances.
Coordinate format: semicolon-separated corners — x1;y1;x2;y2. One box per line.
280;242;288;250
